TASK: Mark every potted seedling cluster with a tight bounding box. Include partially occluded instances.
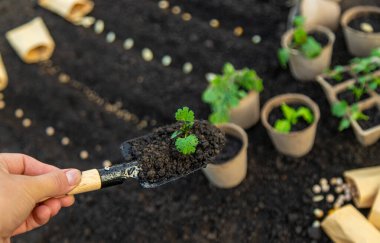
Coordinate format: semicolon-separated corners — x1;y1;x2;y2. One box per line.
279;16;335;81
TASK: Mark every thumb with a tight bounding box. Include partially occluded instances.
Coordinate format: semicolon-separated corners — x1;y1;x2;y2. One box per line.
24;169;81;202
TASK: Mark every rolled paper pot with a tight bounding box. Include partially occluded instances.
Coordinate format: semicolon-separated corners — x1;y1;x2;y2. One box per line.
321;204;380;242
368;188;380;229
344;165;380;208
0;55;8;91
229;91;260;129
38;0;94;22
6;17;55;64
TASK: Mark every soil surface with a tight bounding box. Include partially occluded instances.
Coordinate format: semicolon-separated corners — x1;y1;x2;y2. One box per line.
337;88;371;104
349;12;380;33
309;31;329;47
213;134;242;164
126;120;225;183
0;0;378;242
325;71;353;86
268;105;312;132
358;106;380;130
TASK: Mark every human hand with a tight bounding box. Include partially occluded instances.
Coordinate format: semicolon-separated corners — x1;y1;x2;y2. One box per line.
0;153;81;242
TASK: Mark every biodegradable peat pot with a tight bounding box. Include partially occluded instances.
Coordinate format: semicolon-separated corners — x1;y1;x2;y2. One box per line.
230;91;260;129
341;6;380;57
0;55;8;91
301;0;341;30
261;94;320;157
202;123;248;189
281;25;335;81
6;17;55;64
368;187;380;229
38;0;94;22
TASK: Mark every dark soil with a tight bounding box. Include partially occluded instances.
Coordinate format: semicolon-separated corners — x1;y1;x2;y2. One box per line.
337;89;371;105
126;120;225;183
213;134;242;164
358;106;380;130
325;71;353;86
268;105;312;132
349;12;380;33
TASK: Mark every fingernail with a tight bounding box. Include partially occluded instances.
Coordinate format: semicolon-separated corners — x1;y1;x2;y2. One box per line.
65;169;81;186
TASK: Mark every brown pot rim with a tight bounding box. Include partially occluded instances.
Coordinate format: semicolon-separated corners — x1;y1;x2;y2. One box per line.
261;93;321;136
341;6;380;37
281;25;336;56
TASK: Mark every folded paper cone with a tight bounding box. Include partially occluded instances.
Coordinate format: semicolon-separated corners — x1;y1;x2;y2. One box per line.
344;166;380;208
322;204;380;242
0;55;8;91
6;17;55;64
369;188;380;229
38;0;94;22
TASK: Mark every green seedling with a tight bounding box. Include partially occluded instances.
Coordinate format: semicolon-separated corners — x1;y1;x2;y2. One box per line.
278;16;322;68
274;103;314;133
348;81;367;101
325;65;345;82
331;101;369;131
171;107;199;155
202;63;263;124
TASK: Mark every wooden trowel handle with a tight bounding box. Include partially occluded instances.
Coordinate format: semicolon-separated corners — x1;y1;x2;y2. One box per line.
67;169;102;195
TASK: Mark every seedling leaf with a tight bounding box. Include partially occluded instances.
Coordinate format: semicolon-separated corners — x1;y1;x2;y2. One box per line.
278;48;290;69
331;101;348;117
175;135;199;155
274;119;291;133
338;118;350;131
296;107;314;124
175;107;194;123
281;103;297;124
301;37;322;59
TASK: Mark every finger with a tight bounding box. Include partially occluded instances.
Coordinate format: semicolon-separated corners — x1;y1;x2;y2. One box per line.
41;198;62;217
11;205;51;236
0;153;58;175
59;195;75;207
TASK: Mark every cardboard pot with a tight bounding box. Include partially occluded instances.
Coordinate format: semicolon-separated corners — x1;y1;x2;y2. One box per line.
341;6;380;57
6;17;55;64
281;25;335;81
0;55;8;91
202;123;248;189
230;91;260;129
38;0;94;22
368;187;380;229
261;94;320;157
344;165;380;208
301;0;341;30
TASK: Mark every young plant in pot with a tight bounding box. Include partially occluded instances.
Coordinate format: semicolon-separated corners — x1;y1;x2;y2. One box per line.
279;16;335;81
341;6;380;57
261;93;320;157
202;62;263;129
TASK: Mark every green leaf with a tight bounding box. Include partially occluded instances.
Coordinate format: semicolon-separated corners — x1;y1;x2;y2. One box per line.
281;103;297;124
371;48;380;57
223;63;235;75
278;48;290;69
331;101;348;117
171;130;182;139
294;28;308;45
202;88;218;104
274;119;291;133
209;111;229;125
175;107;195;123
296;107;314;124
301;37;322;59
338;118;350;131
175;135;199;155
369;81;378;90
293;16;305;28
351;111;369;121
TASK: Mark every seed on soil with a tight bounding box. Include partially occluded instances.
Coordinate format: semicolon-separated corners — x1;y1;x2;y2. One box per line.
171;6;181;15
251;35;261;44
94;20;105;34
335;186;343;194
161;55;172;66
313;195;324;202
0;100;5;109
326;194;334;203
142;48;154;61
312;220;320;228
182;62;193;73
22;118;32;128
336;177;343;185
61;137;70;146
233;26;244;36
333;195;345;209
209;19;220;28
319;178;328;185
14;109;24;118
182;13;192;21
321;184;330;193
106;32;116;43
158;0;169;9
45;126;55;136
58;73;70;83
360;22;374;33
102;160;112;167
123;38;134;50
80;150;89;160
330;177;337;185
313;208;324;219
312;185;321;194
79;16;95;28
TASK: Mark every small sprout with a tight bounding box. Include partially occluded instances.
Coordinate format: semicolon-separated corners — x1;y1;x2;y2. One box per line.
274;103;314;133
171;107;199;155
325;65;345;82
331;101;369;131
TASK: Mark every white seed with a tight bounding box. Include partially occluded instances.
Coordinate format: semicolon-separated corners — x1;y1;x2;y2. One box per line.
22;118;32;128
94;20;105;34
142;48;154;61
326;194;335;203
336;177;343;185
313;195;324;202
102;160;112;167
361;22;374;33
58;73;70;84
158;0;169;9
251;35;261;44
161;55;172;66
183;62;193;74
233;26;244;36
14;109;24;118
80;16;95;28
61;137;70;146
80;150;89;160
209;19;220;28
321;184;330;193
0;100;5;110
123;38;134;50
182;13;192;21
330;177;337;185
312;185;321;194
320;178;328;186
335;186;343;194
334;195;345;209
45;126;55;136
313;208;324;219
312;220;320;228
206;73;216;81
106;32;116;43
171;6;181;15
